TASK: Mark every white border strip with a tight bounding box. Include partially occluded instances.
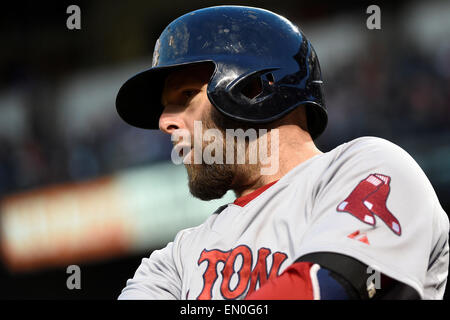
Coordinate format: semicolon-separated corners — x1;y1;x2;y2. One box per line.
310;264;321;300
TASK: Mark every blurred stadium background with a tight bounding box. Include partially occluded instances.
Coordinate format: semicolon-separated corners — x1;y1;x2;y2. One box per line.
0;0;449;299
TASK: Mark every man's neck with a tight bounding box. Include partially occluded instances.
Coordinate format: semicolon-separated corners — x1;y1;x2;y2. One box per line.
233;126;322;198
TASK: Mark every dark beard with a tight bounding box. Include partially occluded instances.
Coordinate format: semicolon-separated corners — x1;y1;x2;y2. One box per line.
186;162;234;200
184;107;235;200
185;107;264;200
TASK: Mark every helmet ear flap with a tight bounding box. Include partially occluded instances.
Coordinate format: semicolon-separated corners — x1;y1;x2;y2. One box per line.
241;76;263;100
227;68;278;104
265;72;275;85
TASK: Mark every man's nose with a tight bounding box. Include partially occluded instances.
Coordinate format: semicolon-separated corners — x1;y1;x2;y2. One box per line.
158;110;185;135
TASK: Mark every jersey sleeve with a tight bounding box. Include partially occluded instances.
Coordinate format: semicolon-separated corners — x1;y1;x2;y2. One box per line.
295;137;449;299
118;241;182;300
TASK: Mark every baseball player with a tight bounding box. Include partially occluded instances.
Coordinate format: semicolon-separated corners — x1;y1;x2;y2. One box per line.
115;6;449;300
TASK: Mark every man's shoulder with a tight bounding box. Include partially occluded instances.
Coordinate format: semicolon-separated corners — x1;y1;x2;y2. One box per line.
323;136;438;204
333;136;413;166
312;135;430;195
337;136;404;154
283;137;409;187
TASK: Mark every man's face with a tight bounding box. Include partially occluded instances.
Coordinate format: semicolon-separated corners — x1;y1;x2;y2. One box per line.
160;63;251;200
160;64;213;141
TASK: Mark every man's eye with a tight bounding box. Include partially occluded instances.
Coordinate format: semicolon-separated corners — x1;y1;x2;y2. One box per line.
182;90;197;98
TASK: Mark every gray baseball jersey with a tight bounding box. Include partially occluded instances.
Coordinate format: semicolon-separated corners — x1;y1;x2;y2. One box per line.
118;137;449;300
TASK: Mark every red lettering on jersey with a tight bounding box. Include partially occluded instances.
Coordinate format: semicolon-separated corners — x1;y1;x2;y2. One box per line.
197;249;230;300
196;246;288;300
247;247;271;296
220;245;252;299
247;248;288;296
337;173;401;236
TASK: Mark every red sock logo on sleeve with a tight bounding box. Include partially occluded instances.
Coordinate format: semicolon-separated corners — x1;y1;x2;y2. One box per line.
337;174;401;236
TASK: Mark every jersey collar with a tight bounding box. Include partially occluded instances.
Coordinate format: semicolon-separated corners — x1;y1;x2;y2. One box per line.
233;180;279;207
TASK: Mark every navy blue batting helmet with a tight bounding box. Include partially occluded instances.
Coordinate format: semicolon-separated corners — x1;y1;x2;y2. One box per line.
116;5;327;139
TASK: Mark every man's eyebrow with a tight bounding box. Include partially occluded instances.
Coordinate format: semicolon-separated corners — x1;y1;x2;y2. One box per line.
165;76;192;87
168;81;205;92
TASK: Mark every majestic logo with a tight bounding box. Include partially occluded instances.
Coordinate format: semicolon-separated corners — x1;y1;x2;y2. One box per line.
337;173;401;236
196;245;288;300
347;230;370;245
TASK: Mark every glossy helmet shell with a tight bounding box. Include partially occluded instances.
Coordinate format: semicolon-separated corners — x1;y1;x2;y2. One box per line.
116;5;327;139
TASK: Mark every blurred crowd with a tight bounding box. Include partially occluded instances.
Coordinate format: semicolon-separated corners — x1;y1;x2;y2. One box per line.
322;41;450;147
0;109;174;195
